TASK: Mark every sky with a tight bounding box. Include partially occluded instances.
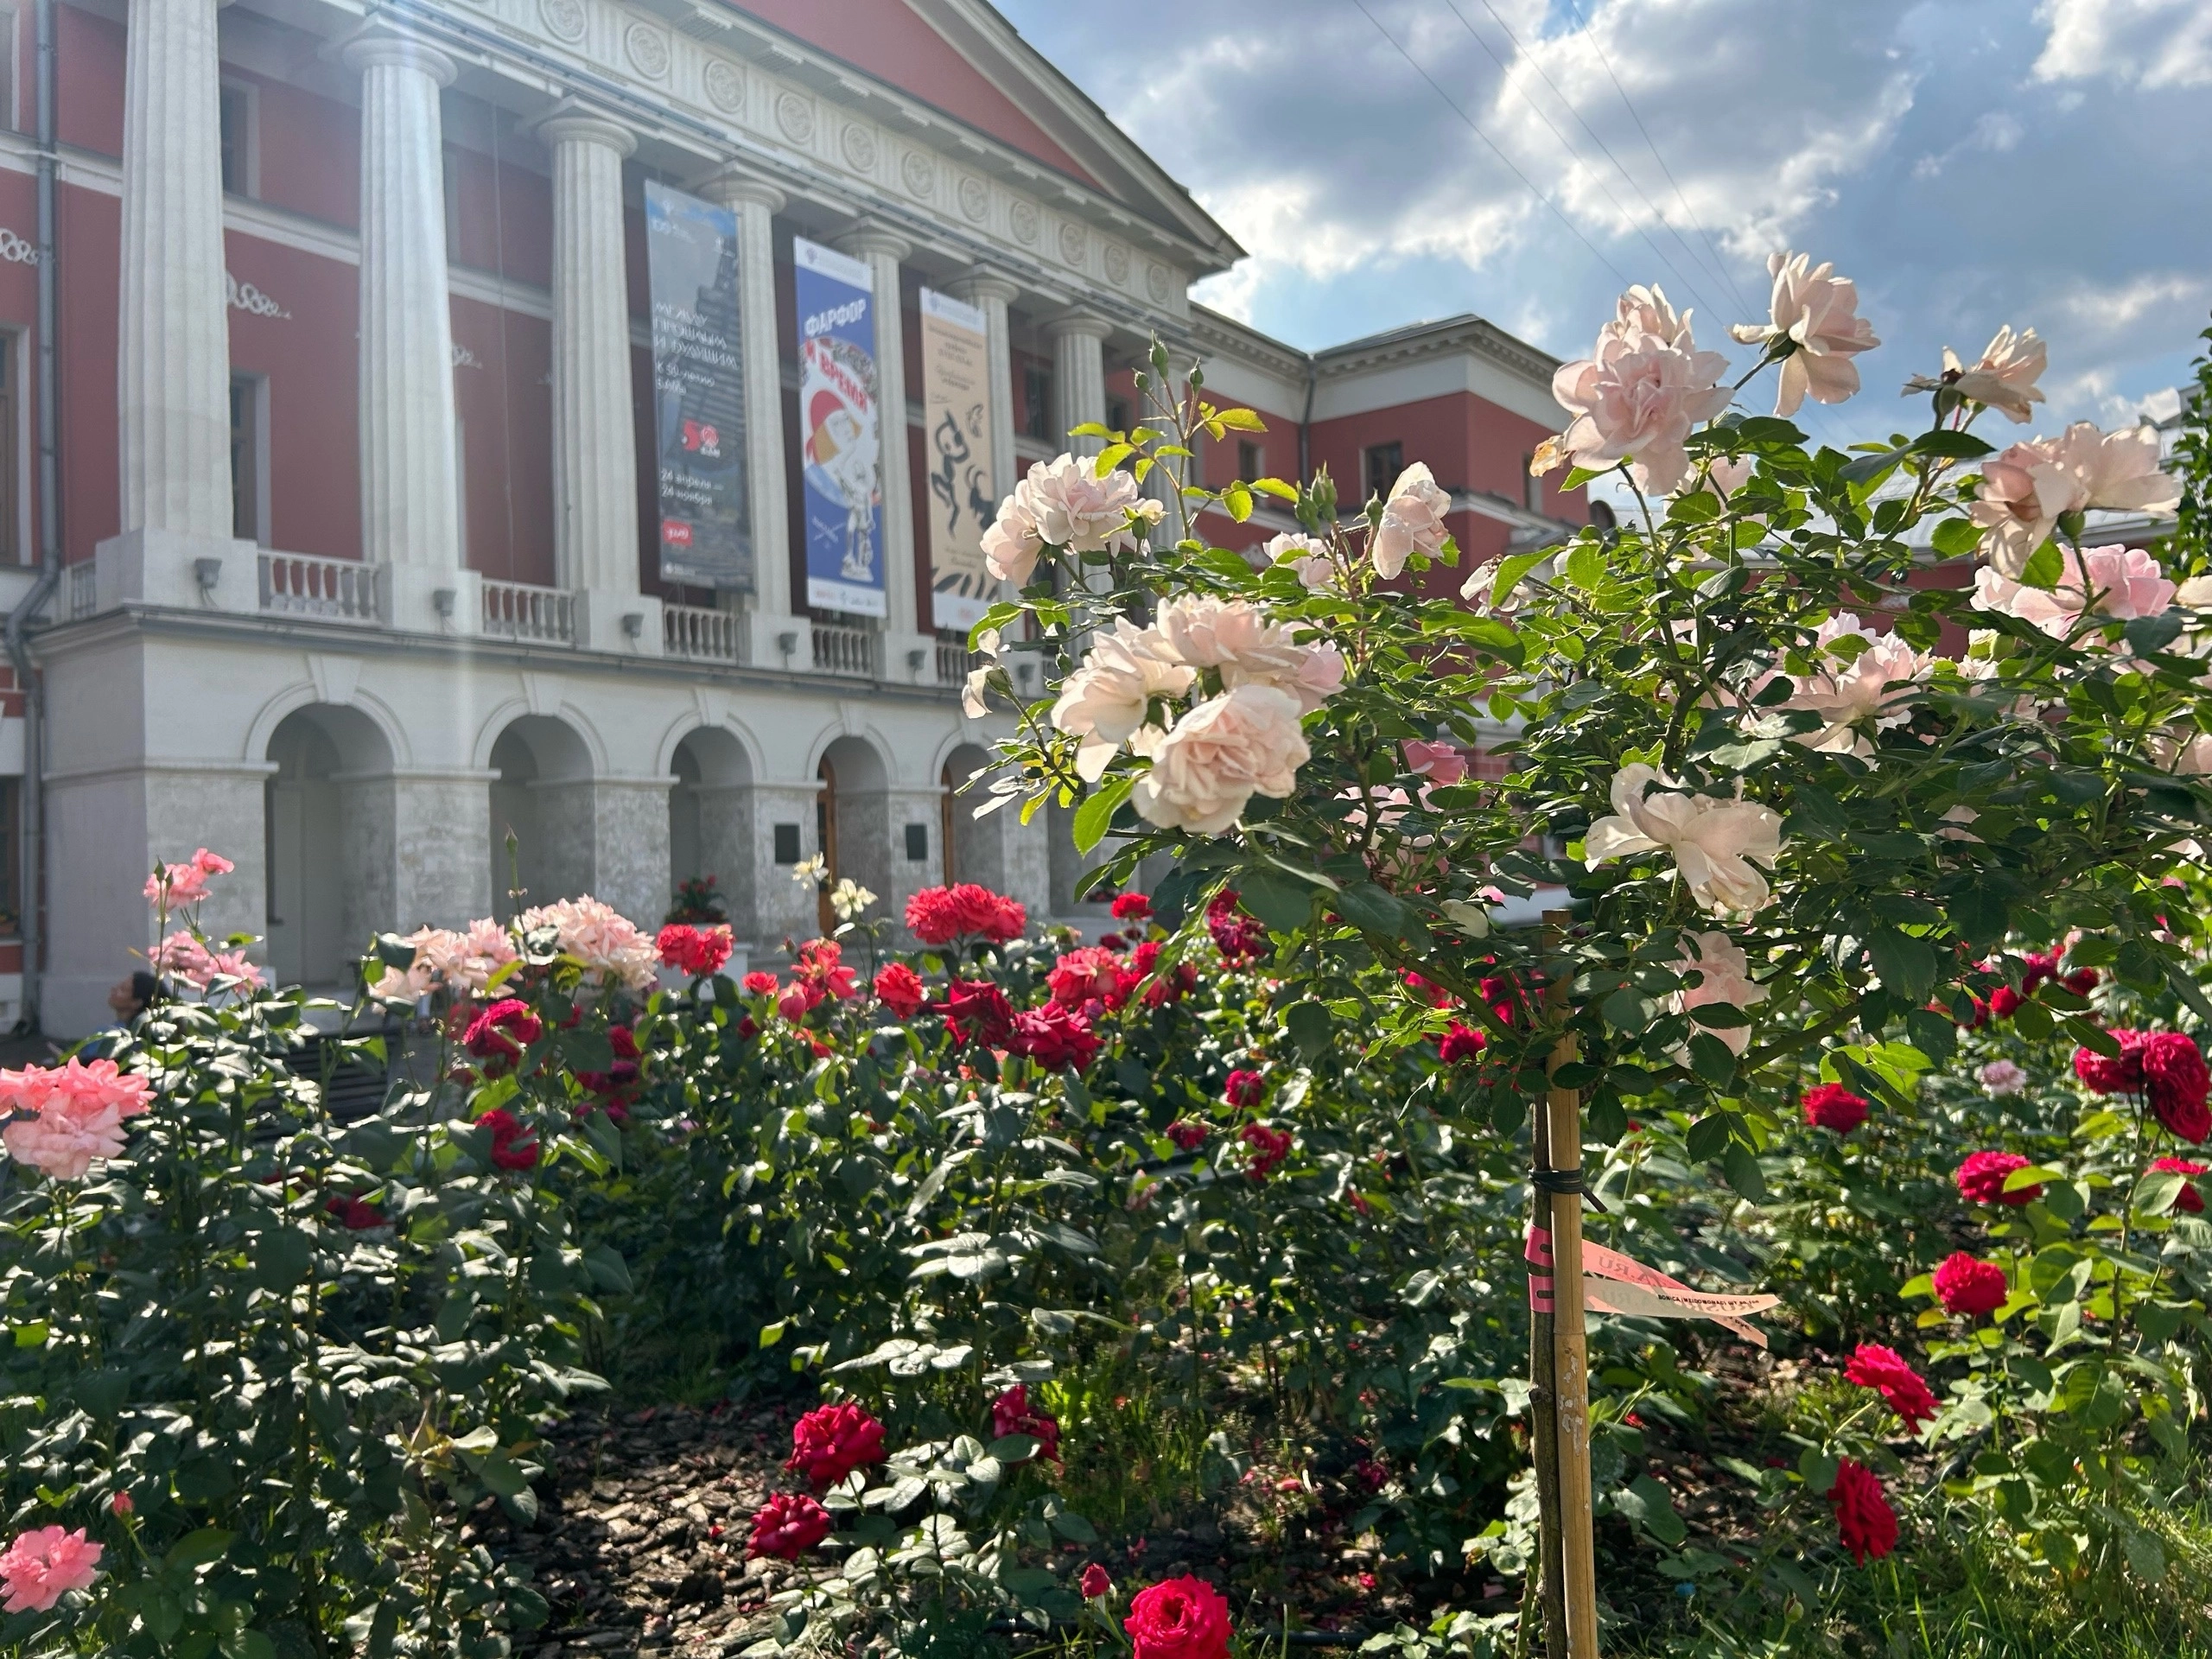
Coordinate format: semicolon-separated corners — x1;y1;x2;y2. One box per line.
995;0;2212;450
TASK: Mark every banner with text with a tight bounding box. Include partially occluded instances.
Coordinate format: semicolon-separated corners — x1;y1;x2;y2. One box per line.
645;181;750;591
792;237;886;617
918;287;997;633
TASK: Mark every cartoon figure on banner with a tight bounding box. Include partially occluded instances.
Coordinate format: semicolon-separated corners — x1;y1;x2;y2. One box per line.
801;334;881;586
928;403;993;554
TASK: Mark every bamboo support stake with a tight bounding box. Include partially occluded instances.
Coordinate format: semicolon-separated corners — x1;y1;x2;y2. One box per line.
1528;1096;1567;1659
1542;910;1600;1659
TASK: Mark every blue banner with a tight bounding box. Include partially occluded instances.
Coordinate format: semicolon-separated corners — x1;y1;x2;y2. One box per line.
792;237;886;618
645;181;749;591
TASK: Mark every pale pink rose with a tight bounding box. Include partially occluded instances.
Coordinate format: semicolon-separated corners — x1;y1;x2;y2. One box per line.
1584;764;1784;915
1131;684;1311;836
515;896;658;991
191;849;235;876
1370;462;1452;578
1402;740;1469;785
1775;613;1933;757
0;1060;154;1180
366;925;458;1003
2178;575;2212;611
2058;421;2180;516
1606;283;1697;349
1936;326;2046;423
1149;596;1344;715
1051;619;1197;782
150;930;215;987
202;950;266;989
1703;455;1755;499
2148;728;2212;775
1973;423;2181;576
1669;931;1767;1058
441;918;519;995
1979;1059;2026;1096
1264;531;1333;589
982;454;1142;584
1277;642;1346;715
1552;314;1731;493
1972;547;2174;636
0;1526;102;1612
1729;251;1879;416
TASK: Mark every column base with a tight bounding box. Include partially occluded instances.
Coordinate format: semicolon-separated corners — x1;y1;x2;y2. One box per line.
95;529;262;615
573;589;664;656
378;565;481;636
747;611;809;672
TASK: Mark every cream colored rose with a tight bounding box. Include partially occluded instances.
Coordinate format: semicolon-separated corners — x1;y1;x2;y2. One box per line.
982;454;1142;584
1729;251;1880;416
1131;684;1311;836
1584;764;1784;915
1948;325;2046;423
1265;531;1334;589
1371;461;1452;578
1669;930;1768;1057
1151;596;1344;715
1553;320;1732;494
1051;619;1197;782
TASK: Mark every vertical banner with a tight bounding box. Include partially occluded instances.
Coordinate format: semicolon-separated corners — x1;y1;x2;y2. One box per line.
645;181;750;590
918;287;996;633
792;237;886;618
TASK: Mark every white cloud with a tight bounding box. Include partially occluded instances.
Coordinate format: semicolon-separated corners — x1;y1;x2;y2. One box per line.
2033;0;2212;89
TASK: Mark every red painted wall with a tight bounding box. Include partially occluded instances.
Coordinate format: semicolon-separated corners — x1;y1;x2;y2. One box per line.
228;66;358;227
720;2;1102;192
446;140;554;289
451;296;556;586
58;176;118;567
55;4;123;156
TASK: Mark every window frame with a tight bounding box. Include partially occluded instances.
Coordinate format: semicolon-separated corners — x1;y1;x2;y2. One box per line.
218;79;260;200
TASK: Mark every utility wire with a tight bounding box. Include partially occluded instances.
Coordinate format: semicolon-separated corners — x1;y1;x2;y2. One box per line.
1554;0;1758;318
1458;0;1749;318
1351;0;1635;293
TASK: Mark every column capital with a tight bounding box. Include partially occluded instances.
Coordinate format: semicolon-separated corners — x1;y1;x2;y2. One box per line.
836;219;912;264
335;22;458;86
531;98;637;160
1042;306;1111;344
948;263;1020;307
691;162;786;216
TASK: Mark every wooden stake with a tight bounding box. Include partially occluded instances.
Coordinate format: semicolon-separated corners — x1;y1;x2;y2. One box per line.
1528;1097;1567;1659
1542;911;1600;1659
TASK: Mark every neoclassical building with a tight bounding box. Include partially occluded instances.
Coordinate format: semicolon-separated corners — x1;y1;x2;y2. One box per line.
0;0;1582;1034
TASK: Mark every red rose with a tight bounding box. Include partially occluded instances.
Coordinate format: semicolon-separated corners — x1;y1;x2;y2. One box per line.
1955;1149;2038;1206
1205;892;1268;963
746;1492;831;1560
1437;1023;1486;1065
463;999;542;1061
1081;1563;1113;1599
1402;971;1451;1009
472;1107;540;1171
1132;940;1198;1007
1842;1342;1938;1432
1987;986;2021;1019
2141;1031;2211;1142
1222;1069;1265;1109
324;1194;385;1230
989;1384;1061;1462
1123;1575;1233;1659
2074;1028;2148;1094
785;1403;886;1488
1242;1122;1293;1179
1110;893;1152;922
1166;1120;1208;1151
1049;946;1138;1013
1827;1459;1897;1565
1801;1084;1869;1134
609;1025;639;1060
795;939;860;1002
2064;967;2098;995
2152;1156;2209;1212
1008;1003;1101;1072
742;970;779;997
906;884;1027;946
657;923;733;976
1931;1251;2009;1318
874;962;927;1019
938;980;1014;1046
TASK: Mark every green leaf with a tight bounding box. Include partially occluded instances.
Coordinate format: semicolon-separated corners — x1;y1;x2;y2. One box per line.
1564;541;1605;591
758;1320;786;1350
1947;884;2012;950
1619;1474;1688;1546
253;1227;315;1292
1285;1001;1332;1061
1333;882;1425;944
1867;931;1938;1001
1213;406;1268;432
1071;775;1134;855
2018;540;2063;590
1224;481;1254;522
1722;1143;1769;1204
1250;476;1300;501
164;1529;237;1573
1929;517;1980;557
1686;1034;1737;1090
1483;550;1548;610
1912;429;1995;460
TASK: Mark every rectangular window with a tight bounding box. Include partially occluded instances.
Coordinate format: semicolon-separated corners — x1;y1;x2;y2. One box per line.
219;82;257;198
0;777;19;935
442;145;462;263
0;10;18;133
1021;365;1053;442
1237;439;1263;480
904;823;928;862
229;373;267;545
1106;396;1129;435
1364;441;1403;504
0;334;18;563
772;823;802;864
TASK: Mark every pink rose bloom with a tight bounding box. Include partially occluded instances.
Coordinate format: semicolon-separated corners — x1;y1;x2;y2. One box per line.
1972;547;2174;637
1668;931;1768;1058
1552;317;1731;493
2149;728;2212;775
150;929;216;988
514;896;657;991
1979;1058;2027;1096
0;1526;102;1612
202;950;265;989
440;917;519;995
1131;684;1310;837
1146;596;1345;717
1729;251;1879;416
1973;423;2180;575
2;1059;156;1179
1050;619;1195;783
1772;613;1932;757
1584;764;1783;915
776;981;812;1023
145;861;207;906
1919;325;2045;423
1370;461;1452;578
982;454;1141;584
1264;531;1332;588
191;849;235;876
1402;740;1467;785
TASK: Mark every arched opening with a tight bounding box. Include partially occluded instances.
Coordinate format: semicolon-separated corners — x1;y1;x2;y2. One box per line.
941;743;998;892
817;734;889;936
487;715;594;920
264;703;396;988
670;727;755;937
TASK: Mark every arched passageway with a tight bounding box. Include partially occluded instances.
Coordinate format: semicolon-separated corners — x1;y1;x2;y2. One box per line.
264;703;396;987
487;715;594;920
669;727;756;938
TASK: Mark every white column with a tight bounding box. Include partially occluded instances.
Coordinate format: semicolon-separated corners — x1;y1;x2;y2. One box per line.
1046;310;1109;460
950;265;1020;500
837;223;931;678
100;0;256;611
537;100;658;653
346;28;474;635
694;165;797;665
